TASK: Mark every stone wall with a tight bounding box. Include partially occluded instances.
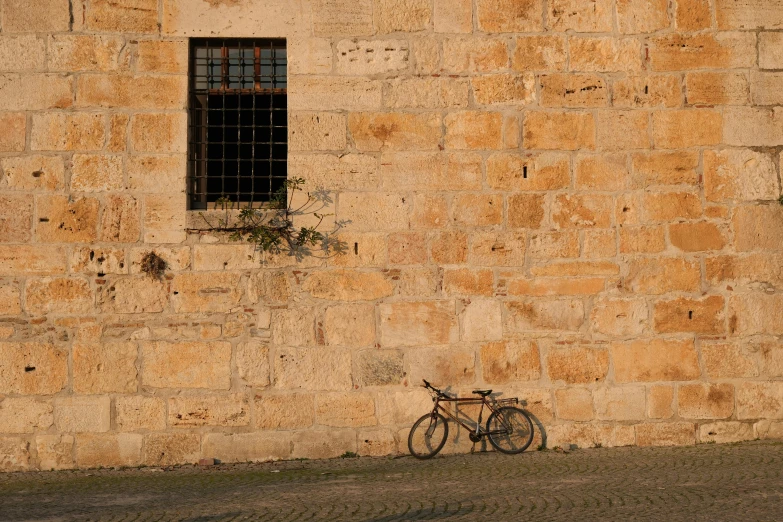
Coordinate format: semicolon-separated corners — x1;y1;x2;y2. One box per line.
1;0;783;471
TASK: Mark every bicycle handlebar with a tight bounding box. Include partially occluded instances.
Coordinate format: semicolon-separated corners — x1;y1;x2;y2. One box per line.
422;379;445;396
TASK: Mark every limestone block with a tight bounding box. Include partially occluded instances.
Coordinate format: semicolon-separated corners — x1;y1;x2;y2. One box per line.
512;35;566;71
505;299;584;332
73;342;137;394
271;308;315;347
383;77;469;109
575;154;628;191
234;340;270;387
451;194;501;228
653;110;722;149
612;339;700;383
355;350;404;387
590;298;648;337
705;149;779;203
486;152;570;191
303;270;391;303
547;346;608;384
547;0;612;31
570;37;641;72
203;432;291;463
316;393;376;427
379;301;457;347
480;340;540;384
686;72;749;105
36;195;99;243
338;192;409;231
555;388;594;421
71;154;124;192
476;0;543;32
540;73;607;108
507;277;605;297
613;74;681;109
36;435;74;470
162;0;310;36
0;246;68;276
322;303;375;347
442;36;508;73
0;74;72;111
724;107;783;146
336;39;409;75
191;244;258;271
288;38;332;75
289;112;346;152
70;247;126;276
0;194;31;242
24;277;93;316
407;346;476;386
524;112;595;151
291;430;356;460
760;32;783;69
470;232;526;266
373;0;431;32
98;276;167;314
137;40;188;73
734;205;783;252
0;342;67;395
506;194;546;230
142;341;231;390
54;397;111;433
551;194;612;228
758;340;783;378
434;0;472;32
4;1;69;31
86;0;159;33
737;382;783;420
619;226;665;254
289;77;382;111
699;422;755;444
274;347;352;390
445;111;506;150
430;230;468;264
246;272;291;305
756;420;783;440
48;35;124;72
1;155;64;191
624;257;700;294
644;191;703;222
653;295;725;334
669;222;727;253
358;428;397;456
349;112;440;152
547;424;635;449
649;33;756;71
0;398;53;433
289;153;378;191
254;393;314;430
631;151;698;188
594;387;646;421
75;433;143;468
388;232;428;264
678;383;734;420
171;272;242;313
395;267;441;298
376;389;431;425
675;0;712;30
596;111;649;151
31;113;105;151
728;294;783;335
127;155;186;192
648;386;674;419
0;437;30;472
108;113;129;152
311;0;374;36
461;300;503;342
115;396;166;431
0;113;25;152
0;35;46;72
472;74;535;106
143;433;200;466
131;113;187;153
702;342;758;379
583;230;617;259
616;0;670;33
0;285;20;315
380;152;481;192
636;422;695;446
528;231;579;259
716;0;783;29
443;269;493;297
168;394;250;427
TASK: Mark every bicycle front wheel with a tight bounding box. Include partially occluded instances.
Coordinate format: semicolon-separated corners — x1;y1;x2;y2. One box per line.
486;406;534;454
408;413;449;459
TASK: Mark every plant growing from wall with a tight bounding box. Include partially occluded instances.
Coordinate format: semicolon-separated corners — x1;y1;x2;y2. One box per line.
140;251;168;279
190;178;347;260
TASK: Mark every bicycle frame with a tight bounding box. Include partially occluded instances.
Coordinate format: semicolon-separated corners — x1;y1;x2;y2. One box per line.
429;394;519;438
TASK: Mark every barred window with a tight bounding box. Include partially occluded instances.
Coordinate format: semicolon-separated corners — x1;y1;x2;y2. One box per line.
188;39;287;210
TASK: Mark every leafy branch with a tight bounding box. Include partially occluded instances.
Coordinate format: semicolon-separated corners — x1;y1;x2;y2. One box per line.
188;179;348;261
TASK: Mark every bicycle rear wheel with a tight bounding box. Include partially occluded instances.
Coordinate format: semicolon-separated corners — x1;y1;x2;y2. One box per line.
408;413;449;459
486;406;534;454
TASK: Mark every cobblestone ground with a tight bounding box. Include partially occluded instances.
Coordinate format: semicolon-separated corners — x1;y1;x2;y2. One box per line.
1;441;783;521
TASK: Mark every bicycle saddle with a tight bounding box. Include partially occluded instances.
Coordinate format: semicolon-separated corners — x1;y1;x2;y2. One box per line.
472;389;492;396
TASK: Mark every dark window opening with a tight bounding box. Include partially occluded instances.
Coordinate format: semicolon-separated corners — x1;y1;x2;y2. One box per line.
188;38;287;210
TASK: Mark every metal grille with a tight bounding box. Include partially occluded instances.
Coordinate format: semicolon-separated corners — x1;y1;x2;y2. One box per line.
188;38;287;210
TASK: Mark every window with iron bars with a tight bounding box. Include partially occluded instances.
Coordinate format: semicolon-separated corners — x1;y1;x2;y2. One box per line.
188;38;287;210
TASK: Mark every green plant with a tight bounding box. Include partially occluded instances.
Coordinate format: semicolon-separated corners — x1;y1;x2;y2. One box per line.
193;179;346;260
140;251;167;279
339;451;359;459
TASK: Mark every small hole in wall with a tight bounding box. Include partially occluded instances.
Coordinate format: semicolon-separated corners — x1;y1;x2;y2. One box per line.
24;366;35;372
644;85;649;94
688;310;693;319
354;242;358;255
39;217;49;222
32;170;43;178
523;165;528;179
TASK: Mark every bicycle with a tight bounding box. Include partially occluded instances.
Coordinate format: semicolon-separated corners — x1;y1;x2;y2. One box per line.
408;379;535;459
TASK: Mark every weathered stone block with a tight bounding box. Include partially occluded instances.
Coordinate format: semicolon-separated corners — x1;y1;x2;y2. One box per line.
547;0;612;32
472;74;535;106
649;33;756;71
290;112;346;151
288;38;333;75
716;0;783;29
0;74;72;111
613;74;681;108
236;340;270;387
0;342;67;395
541;73;607;108
247;272;291;305
115;396;166;431
653;110;722;148
445;111;505;150
612;339;700;383
292;430;356;460
507;276;605;297
0;34;46;72
434;0;472;32
512;35;566;71
0;437;30;471
336;39;410;75
555;388;594;421
590;298;648;337
505;299;584;332
669;221;726;252
54;396;111;433
760;32;783;69
338;192;409;231
524;111;595;150
547;346;608;384
171;272;242;313
702;342;758;379
442;36;508;73
594;387;646;421
0;113;25;152
356;350;404;386
686;72;749;105
86;0;159;33
547;424;635;449
142;341;231;390
71;154;124;192
0;155;62;191
143;433;200;467
316;393;376;427
73;342;137;394
0;246;68;276
528;231;579;259
507;194;545;229
648;385;674;419
461;299;502;342
75;433;143;468
303;270;393;301
430;230;468;264
552;194;612;228
636;422;695;446
271;308;316;347
575;154;628;191
476;0;543;32
36;195;100;243
108;113;129;152
620;225;666;254
443;269;493;297
31;113;105;151
101;194;141;243
358;428;397;456
36;434;74;470
616;0;670;33
168;394;250;427
624;257;700;294
137;40;188;73
274;347;352;391
408;346;476;385
0;398;53;433
203;432;291;462
24;277;93;316
290;153;377;191
736;382;783;420
678;383;734;419
323;303;375;347
728;294;783;336
311;0;374;35
380;301;457;347
699;422;755;444
48;35;124;72
2;0;69;32
0;194;31;242
724;107;783;146
704;149;779;203
289;77;382;111
486;152;570;191
631;151;698;187
131;113;187;153
570;37;641;72
654;296;725;334
254;393;314;430
388;232;428;264
596;110;649;150
675;0;712;30
733;205;783;252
